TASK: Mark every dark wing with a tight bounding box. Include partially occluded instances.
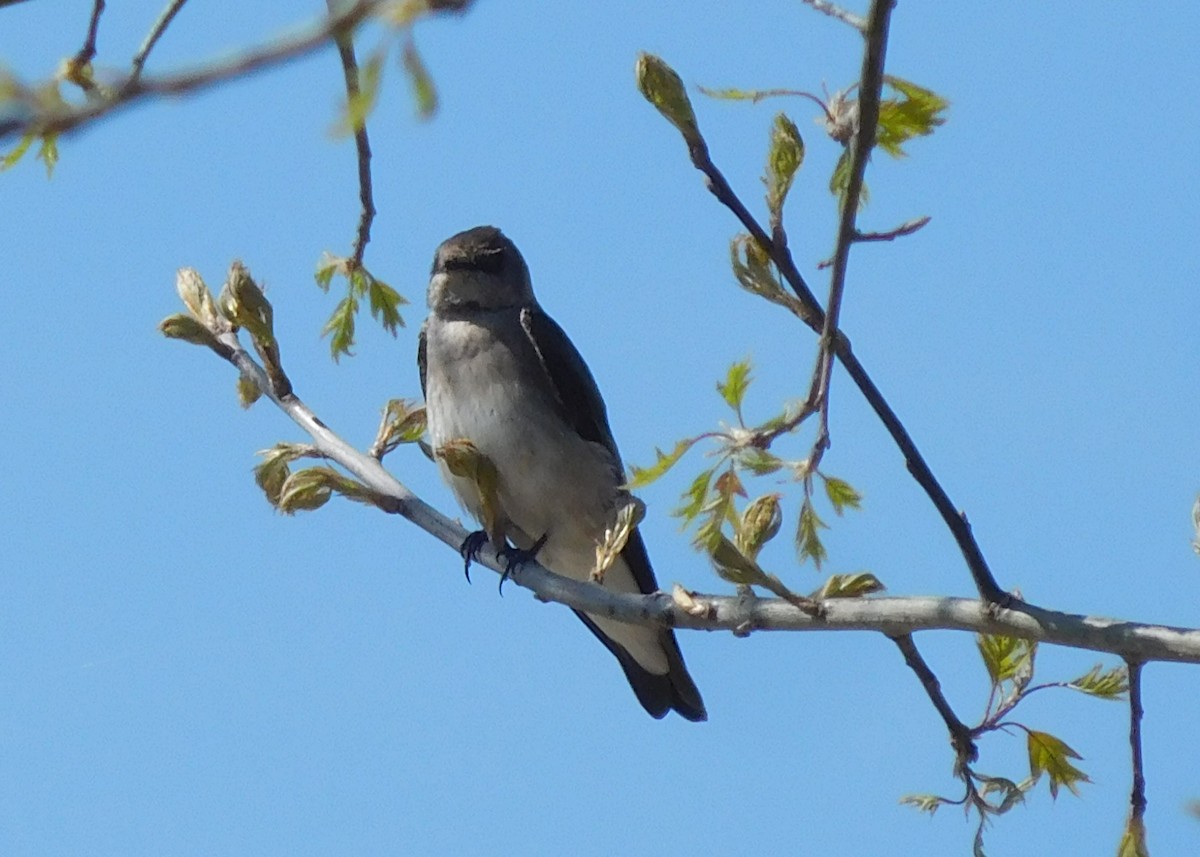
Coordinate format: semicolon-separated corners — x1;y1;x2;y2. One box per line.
519;307;620;463
417;321;428;400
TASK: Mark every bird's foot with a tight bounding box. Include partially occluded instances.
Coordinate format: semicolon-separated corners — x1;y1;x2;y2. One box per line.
459;530;490;583
496;533;548;595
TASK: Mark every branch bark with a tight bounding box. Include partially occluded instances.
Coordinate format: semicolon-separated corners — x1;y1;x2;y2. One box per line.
191;315;1200;666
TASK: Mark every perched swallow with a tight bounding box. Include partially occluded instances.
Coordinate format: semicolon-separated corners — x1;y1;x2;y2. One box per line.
418;226;706;721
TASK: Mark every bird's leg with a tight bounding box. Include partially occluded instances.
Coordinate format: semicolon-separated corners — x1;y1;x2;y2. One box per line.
459;530;491;582
497;532;549;594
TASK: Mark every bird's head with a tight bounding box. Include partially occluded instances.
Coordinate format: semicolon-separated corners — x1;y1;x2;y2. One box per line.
427;225;534;313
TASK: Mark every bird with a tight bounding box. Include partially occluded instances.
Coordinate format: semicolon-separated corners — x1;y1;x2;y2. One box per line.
417;225;706;722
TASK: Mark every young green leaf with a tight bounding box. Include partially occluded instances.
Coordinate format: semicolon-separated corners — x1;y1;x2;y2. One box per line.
796;498;828;568
367;277;408;334
829;149;869;207
898;793;950;815
821;474;862;515
673;466;715;524
875;75;949;158
1068;664;1128;700
1117;814;1150;857
627;436;702;488
402;38;438;120
314;252;342;291
765;112;804;219
976;633;1036;686
337;50;384;135
636;53;701;147
737;447;783;476
737;493;782;559
321;295;358;361
1;131;35;172
812;572;884;599
237;374;263;409
1026;730;1090;799
717;358;753;419
36;133;58;177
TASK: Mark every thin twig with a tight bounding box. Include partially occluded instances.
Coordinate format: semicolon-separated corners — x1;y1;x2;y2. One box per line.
1127;659;1147;821
799;0;866;31
855;215;931;243
326;0;376;268
803;0;894;475
66;0;105;96
687;4;1007;604
130;0;191;80
891;633;977;765
0;0;384;141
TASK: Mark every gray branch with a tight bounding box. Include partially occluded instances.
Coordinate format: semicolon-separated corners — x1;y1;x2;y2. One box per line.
211;326;1200;667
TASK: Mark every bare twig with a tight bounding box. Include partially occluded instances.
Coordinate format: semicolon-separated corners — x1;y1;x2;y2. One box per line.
799;0;866;31
326;0;376;268
1127;660;1147;821
0;0;384;141
130;0;191;80
803;0;894;476
65;0;106;96
891;633;977;764
682;8;1008;604
856;215;931;243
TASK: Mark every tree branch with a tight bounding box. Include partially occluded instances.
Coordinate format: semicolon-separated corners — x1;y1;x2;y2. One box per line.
0;0;385;141
130;0;191;80
1127;659;1147;820
326;0;376;268
174;292;1200;666
891;633;977;763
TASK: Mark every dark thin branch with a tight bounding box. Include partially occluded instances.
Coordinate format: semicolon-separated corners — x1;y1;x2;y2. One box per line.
326;0;376;268
0;0;383;141
66;0;105;96
131;0;191;80
685;6;1008;605
803;0;894;476
891;633;977;764
855;215;931;244
1127;659;1147;821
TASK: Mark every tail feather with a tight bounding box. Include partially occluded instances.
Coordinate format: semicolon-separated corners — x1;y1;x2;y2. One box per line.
574;611;707;721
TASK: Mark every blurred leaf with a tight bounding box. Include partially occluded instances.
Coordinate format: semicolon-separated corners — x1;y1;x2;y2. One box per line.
976;633;1036;686
1068;664;1128;700
336;49;384;135
765;112;804;219
674;466;715;524
237;374;263;408
437;439;503;545
697;86;770;102
315;252;342;291
373;398;428;458
367;277;408;334
737;446;783;475
158;314;217;348
636;53;701;146
703;531;771;587
737;493;782;559
35;132;57;176
175;267;219;325
976;774;1027;815
402;38;438;120
277;467;334;514
813;572;884;599
254;443;315;508
796;498;828;568
0;131;34;171
876;75;949;158
899;793;950;815
717;358;753;417
1117;814;1150;857
829;149;869;207
594;496;646;581
1026;730;1090;799
321;295;358;361
627;436;701;487
822;474;862;515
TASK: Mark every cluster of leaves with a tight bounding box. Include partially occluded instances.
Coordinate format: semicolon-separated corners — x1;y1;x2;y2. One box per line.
629;358;877;605
697;74;947;207
0;64;78;176
315;252;407;360
901;632;1129;853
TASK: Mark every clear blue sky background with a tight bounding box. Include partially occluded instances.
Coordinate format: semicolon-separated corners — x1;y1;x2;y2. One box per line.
3;2;1199;854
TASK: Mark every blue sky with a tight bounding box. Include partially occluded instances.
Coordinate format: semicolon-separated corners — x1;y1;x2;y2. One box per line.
3;1;1199;854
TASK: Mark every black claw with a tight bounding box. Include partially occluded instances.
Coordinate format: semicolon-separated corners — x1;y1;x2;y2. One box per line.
459;530;490;583
496;533;548;595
